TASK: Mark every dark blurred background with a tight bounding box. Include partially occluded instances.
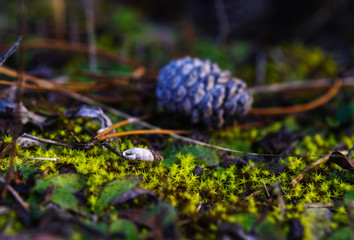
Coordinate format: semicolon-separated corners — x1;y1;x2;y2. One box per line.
0;0;353;86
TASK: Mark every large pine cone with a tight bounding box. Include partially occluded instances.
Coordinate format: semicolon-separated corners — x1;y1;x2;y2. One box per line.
156;57;253;128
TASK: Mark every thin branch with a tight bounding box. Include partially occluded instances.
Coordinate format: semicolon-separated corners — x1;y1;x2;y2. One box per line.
0;176;29;211
290;150;348;187
0;35;22;66
100;142;125;159
27;157;58;161
0;144;12;161
21;132;129;160
262;180;270;198
305;202;334;208
21;133;97;150
245;188;268;201
21;133;78;148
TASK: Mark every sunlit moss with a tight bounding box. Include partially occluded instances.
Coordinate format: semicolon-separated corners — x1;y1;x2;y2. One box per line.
0;115;353;239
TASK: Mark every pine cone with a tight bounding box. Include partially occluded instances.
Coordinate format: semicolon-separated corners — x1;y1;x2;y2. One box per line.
156;56;253;128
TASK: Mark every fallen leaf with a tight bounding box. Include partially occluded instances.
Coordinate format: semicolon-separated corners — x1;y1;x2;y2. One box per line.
28;173;88;215
328;151;354;170
97;175;143;213
111;188;157;205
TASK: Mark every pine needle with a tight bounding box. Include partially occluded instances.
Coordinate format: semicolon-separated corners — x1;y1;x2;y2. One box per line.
95;115;152;139
249;79;342;115
98;129;192;141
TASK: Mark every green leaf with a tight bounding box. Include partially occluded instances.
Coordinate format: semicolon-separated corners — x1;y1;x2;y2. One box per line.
162;145;219;167
255;220;286;240
229;213;256;232
32;173;86;193
97;175;143;213
327;227;353;240
28;173;87;214
109;219;138;240
142;201;177;226
52;173;86;193
50;187;88;214
13;164;37;179
30;173;86;197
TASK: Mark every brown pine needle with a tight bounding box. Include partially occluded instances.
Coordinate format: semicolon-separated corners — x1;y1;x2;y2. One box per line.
0;77;118;93
60;82;109;92
0;65;55;86
95;115;152;140
0;66;142;94
0;79;57;90
249;79;342;115
98;129;192;141
0;66;108;92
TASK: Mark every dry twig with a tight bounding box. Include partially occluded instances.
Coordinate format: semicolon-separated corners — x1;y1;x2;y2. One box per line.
305;202;334;208
291;150;348;187
263;180;270;198
0;176;29;211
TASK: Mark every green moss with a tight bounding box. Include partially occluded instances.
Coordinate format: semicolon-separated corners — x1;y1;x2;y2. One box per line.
0;114;353;239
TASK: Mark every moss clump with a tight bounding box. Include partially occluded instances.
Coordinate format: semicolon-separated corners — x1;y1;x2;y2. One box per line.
0;115;353;239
